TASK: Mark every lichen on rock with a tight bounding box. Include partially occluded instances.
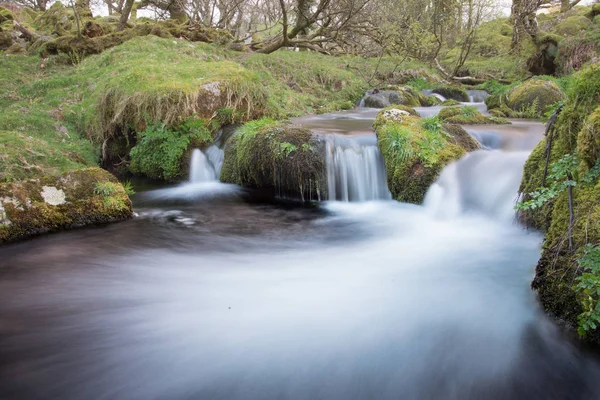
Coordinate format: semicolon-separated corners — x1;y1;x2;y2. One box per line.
0;168;133;243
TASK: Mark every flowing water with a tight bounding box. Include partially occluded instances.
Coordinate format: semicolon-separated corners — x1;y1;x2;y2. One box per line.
2;105;600;400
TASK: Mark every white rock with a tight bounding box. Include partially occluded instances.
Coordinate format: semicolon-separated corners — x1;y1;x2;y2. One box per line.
201;82;221;96
41;186;66;206
382;108;410;123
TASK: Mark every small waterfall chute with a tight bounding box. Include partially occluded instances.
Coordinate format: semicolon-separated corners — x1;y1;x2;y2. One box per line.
189;146;224;183
325;135;391;202
424;150;530;221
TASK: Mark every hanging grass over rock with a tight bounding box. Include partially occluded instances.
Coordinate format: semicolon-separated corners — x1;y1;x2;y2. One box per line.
72;36;268;148
220;118;326;201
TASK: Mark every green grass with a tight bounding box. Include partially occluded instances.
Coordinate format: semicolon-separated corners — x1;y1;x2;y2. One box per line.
0;54;97;182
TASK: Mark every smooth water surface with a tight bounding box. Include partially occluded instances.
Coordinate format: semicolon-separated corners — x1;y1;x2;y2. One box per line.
1;110;599;400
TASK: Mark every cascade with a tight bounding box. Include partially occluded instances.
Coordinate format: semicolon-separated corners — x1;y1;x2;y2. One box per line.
189;146;224;182
424;150;530;221
325;134;391;202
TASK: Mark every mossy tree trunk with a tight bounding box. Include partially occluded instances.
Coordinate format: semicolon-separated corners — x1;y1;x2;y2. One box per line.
511;0;543;52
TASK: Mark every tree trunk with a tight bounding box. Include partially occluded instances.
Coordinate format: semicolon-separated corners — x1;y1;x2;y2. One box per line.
117;0;135;31
511;0;541;52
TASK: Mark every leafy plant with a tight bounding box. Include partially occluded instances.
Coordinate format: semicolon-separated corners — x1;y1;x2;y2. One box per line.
129;116;212;181
421;116;443;135
278;142;298;158
516;154;579;211
94;182;118;196
575;245;600;335
122;181;135;195
460;106;479;118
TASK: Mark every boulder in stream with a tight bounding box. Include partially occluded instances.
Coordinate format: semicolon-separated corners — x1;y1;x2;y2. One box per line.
220;119;326;201
374;106;479;204
362;86;427;108
0;168;133;243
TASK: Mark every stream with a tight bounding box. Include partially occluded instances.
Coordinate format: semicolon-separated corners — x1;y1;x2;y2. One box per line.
1;103;600;399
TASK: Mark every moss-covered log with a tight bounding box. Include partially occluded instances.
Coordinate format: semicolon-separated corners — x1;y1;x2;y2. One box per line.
0;167;133;243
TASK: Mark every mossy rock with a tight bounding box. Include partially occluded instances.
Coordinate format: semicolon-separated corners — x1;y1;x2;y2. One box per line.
0;168;133;243
441;99;461;106
488;108;507;118
592;3;600;17
34;2;73;36
577;107;600;171
437;105;510;125
554;15;592;37
220;119;327;202
425;95;442;106
432;85;470;102
506;79;564;118
518;63;600;341
374;109;469;204
442;124;481;152
0;7;14;24
363;86;427;108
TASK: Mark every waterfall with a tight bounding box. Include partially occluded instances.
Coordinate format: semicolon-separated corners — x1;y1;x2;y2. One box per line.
325;135;391;201
189;146;224;183
424;150;530;221
422;89;447;102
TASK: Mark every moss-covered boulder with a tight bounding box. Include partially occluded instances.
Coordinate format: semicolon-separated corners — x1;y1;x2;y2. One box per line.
441;99;461;106
437;105;509;124
519;63;600;342
362;86;427;108
220;119;326;201
506;79;564;118
432;85;470;102
0;168;133;243
374;106;474;204
554;15;592;37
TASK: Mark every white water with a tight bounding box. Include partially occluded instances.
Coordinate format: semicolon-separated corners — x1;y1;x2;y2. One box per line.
189;146;224;183
325;135;391;202
424;150;530;221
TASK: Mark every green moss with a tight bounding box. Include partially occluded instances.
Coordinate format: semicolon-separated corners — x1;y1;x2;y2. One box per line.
375;111;467;204
578;107;600;170
518;63;600;340
506;79;564;118
441;99;461;106
432;85;470;102
437;105;509;125
220;120;326;201
554;15;593;37
442;124;481;152
0;167;132;243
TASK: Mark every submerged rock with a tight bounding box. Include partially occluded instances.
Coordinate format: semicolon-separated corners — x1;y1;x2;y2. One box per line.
220;119;326;201
0;168;132;243
374;106;477;204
